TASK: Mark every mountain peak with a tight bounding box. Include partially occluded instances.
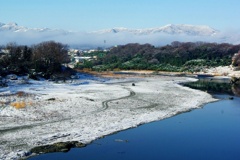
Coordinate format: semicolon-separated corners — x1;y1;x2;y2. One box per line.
157;24;218;36
0;22;26;32
0;22;5;27
7;22;18;26
91;24;218;36
0;22;66;33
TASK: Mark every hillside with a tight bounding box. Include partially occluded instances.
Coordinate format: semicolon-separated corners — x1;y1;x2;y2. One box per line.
76;42;240;73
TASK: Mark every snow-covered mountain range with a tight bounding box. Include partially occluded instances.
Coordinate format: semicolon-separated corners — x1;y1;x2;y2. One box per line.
0;22;51;32
0;22;71;36
0;22;238;47
0;22;217;36
91;24;218;36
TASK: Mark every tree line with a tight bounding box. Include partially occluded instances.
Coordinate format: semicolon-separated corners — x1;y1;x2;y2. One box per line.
78;42;240;72
0;41;70;79
1;40;240;79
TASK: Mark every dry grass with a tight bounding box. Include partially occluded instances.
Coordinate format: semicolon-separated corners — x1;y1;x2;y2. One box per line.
75;69;191;78
10;102;27;109
0;91;35;109
10;101;34;109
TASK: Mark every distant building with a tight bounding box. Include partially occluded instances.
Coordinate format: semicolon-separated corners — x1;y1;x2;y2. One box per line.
74;56;92;63
0;49;10;54
68;49;82;57
88;49;97;53
93;56;98;60
0;49;10;59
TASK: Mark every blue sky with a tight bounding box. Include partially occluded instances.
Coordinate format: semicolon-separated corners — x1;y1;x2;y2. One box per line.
0;0;239;31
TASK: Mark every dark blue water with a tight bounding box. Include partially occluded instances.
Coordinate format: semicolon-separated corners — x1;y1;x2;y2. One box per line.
29;95;240;160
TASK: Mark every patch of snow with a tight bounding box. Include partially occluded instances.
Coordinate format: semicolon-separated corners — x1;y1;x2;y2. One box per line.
204;66;240;77
0;75;217;159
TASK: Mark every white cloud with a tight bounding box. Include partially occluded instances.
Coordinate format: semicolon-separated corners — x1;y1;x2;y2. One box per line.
0;29;240;48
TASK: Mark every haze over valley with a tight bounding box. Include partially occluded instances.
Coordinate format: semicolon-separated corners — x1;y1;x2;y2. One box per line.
1;22;239;48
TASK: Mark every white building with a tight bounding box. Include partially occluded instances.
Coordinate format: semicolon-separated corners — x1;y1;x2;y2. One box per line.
74;56;92;63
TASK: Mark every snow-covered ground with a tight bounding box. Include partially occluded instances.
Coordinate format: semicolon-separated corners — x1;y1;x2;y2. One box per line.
0;74;217;160
204;66;240;77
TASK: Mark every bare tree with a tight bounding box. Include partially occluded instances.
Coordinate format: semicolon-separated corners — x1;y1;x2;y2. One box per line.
1;42;32;74
32;41;70;76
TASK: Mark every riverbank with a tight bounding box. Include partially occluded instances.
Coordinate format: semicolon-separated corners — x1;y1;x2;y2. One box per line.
0;75;216;159
79;65;240;81
29;95;240;160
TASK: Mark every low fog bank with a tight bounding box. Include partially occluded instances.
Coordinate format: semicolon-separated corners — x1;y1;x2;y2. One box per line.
1;30;240;48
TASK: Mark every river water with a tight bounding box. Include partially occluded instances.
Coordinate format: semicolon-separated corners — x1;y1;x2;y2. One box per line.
29;80;240;160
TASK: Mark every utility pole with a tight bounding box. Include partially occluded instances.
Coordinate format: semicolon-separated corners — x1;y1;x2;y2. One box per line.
104;40;106;49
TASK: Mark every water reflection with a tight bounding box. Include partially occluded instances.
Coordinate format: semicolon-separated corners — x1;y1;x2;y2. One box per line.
183;79;240;97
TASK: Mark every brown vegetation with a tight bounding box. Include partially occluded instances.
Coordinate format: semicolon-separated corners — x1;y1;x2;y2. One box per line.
10;101;27;109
